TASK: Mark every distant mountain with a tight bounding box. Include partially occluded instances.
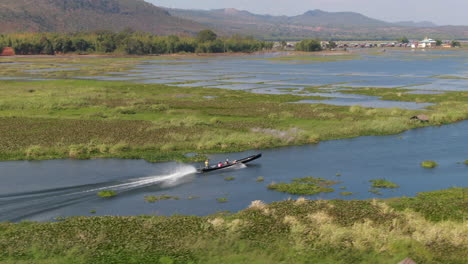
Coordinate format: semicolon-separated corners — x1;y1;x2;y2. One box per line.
168;8;468;40
290;10;392;28
394;21;438;27
0;0;205;35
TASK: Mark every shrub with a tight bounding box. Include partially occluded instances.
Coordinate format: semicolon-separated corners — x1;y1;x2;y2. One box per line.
116;107;137;115
421;160;438;168
369;179;399;188
25;145;45;158
109;143;130;154
349;105;364;113
149;104;169;112
97;190;116;198
68;144;87;158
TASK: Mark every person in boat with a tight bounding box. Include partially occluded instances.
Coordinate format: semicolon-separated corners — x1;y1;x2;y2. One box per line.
218;162;223;167
225;159;229;165
205;159;209;168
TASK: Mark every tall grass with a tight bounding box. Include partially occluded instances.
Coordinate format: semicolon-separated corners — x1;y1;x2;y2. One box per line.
0;188;466;264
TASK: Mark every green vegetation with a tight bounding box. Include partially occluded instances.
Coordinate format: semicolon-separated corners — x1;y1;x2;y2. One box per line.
187;196;200;200
451;41;461;47
144;195;180;203
97;190;117;198
256;176;265;182
464;160;468;165
268;177;340;195
89;210;96;214
224;177;235;181
295;39;322;52
421;161;438;168
340;192;353;196
216;197;228;203
0;55;466;162
369;179;400;188
0;31;272;55
369;189;382;195
0;188;466;264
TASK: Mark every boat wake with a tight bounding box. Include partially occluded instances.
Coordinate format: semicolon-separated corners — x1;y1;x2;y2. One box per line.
0;164;197;222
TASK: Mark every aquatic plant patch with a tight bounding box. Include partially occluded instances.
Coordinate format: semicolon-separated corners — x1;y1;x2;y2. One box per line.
97;190;117;198
216;197;228;203
268;177;339;195
144;195;180;203
369;179;400;188
421;160;438;168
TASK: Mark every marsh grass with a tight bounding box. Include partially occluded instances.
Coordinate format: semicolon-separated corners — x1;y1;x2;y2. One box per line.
340;192;353;196
421;161;438;168
224;177;235;181
369;189;382;195
268;177;339;195
97;190;116;198
0;188;466;264
370;179;400;188
256;176;265;182
144;195;180;203
0;58;467;162
463;160;468;165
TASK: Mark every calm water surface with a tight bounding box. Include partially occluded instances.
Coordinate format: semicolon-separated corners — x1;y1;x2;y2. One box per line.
1;121;467;222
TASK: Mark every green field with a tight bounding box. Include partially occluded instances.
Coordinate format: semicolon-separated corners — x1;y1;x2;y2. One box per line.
0;188;466;264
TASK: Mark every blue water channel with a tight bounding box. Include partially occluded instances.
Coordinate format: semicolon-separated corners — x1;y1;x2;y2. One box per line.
1;121;466;222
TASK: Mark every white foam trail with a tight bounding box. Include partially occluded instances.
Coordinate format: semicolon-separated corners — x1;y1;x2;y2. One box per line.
233;163;247;170
76;165;197;194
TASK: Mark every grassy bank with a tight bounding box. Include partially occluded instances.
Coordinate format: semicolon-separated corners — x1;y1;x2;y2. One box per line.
0;76;467;161
0;188;466;264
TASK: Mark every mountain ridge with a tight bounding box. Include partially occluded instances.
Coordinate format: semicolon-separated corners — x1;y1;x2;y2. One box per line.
0;0;205;35
167;8;468;40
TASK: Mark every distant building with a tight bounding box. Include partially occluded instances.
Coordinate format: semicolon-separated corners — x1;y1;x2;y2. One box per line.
0;47;15;56
418;37;436;48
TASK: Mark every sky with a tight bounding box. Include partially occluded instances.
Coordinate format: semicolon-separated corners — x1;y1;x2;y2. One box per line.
149;0;468;26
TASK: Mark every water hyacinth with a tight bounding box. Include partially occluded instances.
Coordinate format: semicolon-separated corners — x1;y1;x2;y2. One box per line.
421;160;438;168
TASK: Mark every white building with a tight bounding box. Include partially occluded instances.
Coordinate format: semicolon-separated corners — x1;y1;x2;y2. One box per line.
418;37;437;48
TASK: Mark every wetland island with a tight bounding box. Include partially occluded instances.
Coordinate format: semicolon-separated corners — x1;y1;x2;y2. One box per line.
0;0;467;263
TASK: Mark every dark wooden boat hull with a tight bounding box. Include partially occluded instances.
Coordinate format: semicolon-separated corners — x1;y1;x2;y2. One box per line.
198;153;262;173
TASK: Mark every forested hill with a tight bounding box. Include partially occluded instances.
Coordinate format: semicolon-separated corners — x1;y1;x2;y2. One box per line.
0;0;205;35
168;8;468;40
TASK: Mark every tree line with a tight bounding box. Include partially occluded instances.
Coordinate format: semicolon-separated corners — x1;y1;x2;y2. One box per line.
0;30;273;55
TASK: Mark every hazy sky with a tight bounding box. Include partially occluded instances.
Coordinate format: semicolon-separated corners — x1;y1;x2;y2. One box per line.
149;0;467;26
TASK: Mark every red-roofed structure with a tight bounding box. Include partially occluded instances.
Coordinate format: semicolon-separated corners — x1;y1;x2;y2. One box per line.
1;47;15;56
